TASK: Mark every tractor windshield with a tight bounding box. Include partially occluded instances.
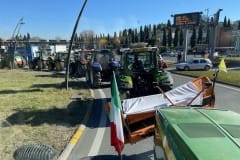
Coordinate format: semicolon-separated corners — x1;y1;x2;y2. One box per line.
126;52;153;72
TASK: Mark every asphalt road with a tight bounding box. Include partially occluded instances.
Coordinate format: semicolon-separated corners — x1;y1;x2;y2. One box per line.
67;74;240;160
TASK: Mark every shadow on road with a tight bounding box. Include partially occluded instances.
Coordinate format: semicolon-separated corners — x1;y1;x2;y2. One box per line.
78;150;153;160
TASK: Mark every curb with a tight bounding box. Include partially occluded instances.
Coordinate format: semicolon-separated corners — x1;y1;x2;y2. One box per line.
57;89;94;160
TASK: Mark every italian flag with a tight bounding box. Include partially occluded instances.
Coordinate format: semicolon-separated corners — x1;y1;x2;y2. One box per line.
110;72;125;155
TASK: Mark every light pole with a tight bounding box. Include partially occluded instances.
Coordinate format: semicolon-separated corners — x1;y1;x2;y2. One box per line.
209;9;223;60
204;8;210;53
65;0;88;90
11;17;25;69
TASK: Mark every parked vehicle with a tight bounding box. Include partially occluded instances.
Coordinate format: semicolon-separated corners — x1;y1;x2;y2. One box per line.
176;58;213;71
29;51;53;70
154;107;240;160
0;47;26;69
161;51;176;57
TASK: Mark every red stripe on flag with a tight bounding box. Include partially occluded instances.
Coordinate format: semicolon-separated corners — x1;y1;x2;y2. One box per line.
110;122;125;155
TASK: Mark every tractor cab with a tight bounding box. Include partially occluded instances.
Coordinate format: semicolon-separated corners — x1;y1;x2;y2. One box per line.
86;49;120;88
118;47;173;99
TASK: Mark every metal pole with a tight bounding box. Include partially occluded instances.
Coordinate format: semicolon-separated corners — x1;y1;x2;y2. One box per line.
11;18;24;70
210;9;223;60
65;0;88;90
183;27;188;62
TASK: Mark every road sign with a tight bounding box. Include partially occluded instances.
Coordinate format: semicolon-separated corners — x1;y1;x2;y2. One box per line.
173;12;202;27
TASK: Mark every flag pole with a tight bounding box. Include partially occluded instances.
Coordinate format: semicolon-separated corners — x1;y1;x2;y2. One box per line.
212;69;219;91
210;68;219;106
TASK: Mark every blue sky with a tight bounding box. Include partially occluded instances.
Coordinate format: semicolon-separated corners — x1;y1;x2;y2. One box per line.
0;0;239;40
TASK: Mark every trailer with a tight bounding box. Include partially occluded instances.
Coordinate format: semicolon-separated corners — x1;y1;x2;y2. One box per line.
106;76;215;144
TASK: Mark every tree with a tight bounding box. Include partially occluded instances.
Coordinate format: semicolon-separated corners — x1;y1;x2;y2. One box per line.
205;28;210;44
80;30;95;49
238;21;240;30
100;38;107;48
27;33;31;40
227;18;231;28
140;26;144;42
128;28;133;43
162;28;167;46
144;25;149;42
173;28;179;47
134;29;139;42
190;27;196;48
167;28;172;47
0;38;3;47
167;19;171;29
153;24;157;38
197;25;203;44
179;29;184;46
223;16;227;27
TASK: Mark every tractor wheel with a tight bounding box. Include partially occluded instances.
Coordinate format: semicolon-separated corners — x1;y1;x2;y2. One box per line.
28;62;35;70
85;70;90;83
60;62;64;71
55;62;62;71
13;62;19;69
90;70;95;88
48;62;55;71
41;61;47;69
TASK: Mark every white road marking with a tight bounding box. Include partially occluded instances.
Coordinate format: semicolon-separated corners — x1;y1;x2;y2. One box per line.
87;89;107;156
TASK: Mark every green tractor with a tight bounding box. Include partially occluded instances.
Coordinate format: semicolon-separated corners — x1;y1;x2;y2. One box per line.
118;47;173;99
47;52;67;71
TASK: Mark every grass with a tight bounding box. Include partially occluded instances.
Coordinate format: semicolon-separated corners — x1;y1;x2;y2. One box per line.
0;69;92;159
172;70;240;87
168;56;240;87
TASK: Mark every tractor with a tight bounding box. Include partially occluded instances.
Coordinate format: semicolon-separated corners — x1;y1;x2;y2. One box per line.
69;49;93;77
47;51;68;71
85;49;120;88
118;47;173;99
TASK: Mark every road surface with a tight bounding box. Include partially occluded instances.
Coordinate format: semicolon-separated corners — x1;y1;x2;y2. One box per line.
67;74;240;160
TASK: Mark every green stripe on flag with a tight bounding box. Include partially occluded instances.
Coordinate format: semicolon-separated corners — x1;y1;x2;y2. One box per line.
111;72;122;111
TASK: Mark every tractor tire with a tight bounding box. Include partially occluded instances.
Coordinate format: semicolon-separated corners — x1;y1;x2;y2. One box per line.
85;70;90;83
90;70;96;88
55;62;62;71
48;62;55;71
29;61;37;70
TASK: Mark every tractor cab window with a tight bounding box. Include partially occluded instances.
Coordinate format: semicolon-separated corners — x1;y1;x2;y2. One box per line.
126;52;153;72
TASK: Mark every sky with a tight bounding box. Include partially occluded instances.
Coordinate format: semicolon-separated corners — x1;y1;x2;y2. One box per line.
0;0;239;40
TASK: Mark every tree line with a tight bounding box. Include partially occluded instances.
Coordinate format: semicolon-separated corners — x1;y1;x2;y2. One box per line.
74;15;239;53
74;19;208;52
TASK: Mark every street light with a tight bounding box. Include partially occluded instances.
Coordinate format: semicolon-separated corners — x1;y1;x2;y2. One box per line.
11;17;25;69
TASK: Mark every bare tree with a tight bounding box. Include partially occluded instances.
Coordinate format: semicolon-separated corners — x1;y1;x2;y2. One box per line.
80;30;95;49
